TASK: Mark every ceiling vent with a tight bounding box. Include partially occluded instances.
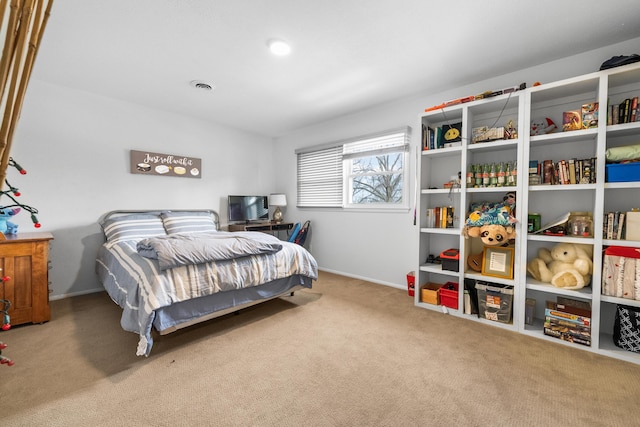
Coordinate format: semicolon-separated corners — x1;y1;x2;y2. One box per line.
190;80;214;91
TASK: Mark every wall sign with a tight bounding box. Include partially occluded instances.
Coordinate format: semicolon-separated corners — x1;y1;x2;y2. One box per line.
130;150;201;178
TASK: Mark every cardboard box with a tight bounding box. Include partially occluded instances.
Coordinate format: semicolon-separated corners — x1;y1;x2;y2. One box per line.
581;102;599;129
562;110;582;131
420;283;441;305
626;211;640;240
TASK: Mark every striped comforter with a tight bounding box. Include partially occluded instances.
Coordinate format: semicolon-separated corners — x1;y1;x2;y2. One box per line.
96;234;318;356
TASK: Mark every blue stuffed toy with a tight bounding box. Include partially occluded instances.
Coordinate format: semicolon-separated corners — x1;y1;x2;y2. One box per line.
0;207;20;234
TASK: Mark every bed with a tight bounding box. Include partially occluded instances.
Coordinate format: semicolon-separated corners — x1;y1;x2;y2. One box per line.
95;209;318;356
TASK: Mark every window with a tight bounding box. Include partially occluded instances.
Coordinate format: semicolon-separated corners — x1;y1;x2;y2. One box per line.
296;127;411;209
296;145;343;207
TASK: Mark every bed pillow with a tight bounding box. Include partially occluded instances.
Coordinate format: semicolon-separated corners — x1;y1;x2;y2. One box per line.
102;213;167;243
161;211;218;235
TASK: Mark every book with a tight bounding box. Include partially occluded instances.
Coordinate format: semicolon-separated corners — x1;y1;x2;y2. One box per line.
429;127;435;149
440;206;448;229
631;97;638;122
582;158;593;184
624;98;632;122
562;160;571;184
607;212;614;239
612;104;619;124
543;159;554;184
446;206;454;228
422;124;428;150
619;99;630;123
562;110;582;131
618;212;626;240
434;127;443;149
425;208;434;228
581;102;598;129
568;158;577;184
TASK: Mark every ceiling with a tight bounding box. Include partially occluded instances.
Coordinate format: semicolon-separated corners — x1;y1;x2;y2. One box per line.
31;0;640;138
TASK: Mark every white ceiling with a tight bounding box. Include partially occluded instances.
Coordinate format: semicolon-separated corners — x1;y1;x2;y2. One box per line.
31;0;640;138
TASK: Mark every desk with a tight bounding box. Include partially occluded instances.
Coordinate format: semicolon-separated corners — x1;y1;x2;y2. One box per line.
228;222;294;239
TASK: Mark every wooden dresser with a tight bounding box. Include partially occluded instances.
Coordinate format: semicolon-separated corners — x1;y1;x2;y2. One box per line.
0;232;53;326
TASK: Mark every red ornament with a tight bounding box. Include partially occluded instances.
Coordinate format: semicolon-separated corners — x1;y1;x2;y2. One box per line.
19;170;26;175
1;276;9;282
13;192;20;196
34;223;41;228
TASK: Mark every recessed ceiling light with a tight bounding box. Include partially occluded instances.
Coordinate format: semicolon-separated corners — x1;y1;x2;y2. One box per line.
190;80;214;91
268;39;291;56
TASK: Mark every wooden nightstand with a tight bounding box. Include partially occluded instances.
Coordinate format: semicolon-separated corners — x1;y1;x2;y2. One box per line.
0;232;53;325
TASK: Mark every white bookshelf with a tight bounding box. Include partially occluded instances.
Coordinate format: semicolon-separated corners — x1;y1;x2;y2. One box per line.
416;62;640;364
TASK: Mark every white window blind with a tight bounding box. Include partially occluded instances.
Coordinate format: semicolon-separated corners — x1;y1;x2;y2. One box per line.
296;145;343;207
342;130;410;160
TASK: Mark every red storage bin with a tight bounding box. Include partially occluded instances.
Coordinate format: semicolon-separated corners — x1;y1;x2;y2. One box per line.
439;282;459;309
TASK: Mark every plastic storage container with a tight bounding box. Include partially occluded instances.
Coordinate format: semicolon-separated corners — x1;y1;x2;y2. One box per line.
475;282;514;323
606;162;640;182
439;282;459;309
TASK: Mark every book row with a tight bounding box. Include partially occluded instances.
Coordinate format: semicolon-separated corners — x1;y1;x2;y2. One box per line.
603;211;627;240
528;157;597;185
425;206;455;229
421;123;463;150
608;96;640;125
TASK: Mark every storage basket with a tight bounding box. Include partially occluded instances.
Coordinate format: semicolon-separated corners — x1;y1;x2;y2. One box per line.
475;282;514;323
613;304;640;353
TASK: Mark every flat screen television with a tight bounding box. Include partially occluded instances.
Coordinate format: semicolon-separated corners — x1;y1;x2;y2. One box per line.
228;195;269;223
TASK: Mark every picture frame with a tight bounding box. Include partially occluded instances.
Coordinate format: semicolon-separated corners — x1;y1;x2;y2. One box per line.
481;246;514;279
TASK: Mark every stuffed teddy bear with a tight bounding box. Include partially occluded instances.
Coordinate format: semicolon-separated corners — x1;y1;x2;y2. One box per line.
526;242;593;289
0;207;20;235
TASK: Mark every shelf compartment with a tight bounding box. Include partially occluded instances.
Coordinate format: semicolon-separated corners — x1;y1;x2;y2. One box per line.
526;279;594;299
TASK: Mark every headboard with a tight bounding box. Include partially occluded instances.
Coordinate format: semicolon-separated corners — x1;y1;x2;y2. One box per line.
99;209;221;231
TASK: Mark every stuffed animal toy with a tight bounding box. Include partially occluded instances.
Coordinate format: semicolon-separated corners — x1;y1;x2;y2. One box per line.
530;117;557;136
462;192;517;244
463;223;516;246
526;242;593;289
0;207;20;235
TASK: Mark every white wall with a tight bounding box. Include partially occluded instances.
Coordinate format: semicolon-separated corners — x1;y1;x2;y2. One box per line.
13;80;276;298
274;36;640;290
11;36;640;299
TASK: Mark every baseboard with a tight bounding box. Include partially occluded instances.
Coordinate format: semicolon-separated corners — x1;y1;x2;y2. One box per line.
317;267;404;290
49;287;105;301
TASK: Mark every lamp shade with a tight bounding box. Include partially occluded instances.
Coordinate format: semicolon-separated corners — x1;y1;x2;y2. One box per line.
269;193;287;207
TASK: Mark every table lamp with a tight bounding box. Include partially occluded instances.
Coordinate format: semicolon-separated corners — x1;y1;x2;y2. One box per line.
269;193;287;223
